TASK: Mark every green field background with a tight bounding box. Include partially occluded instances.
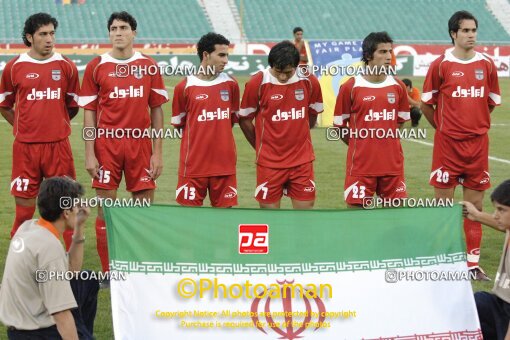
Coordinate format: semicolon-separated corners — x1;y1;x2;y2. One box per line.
0;76;508;338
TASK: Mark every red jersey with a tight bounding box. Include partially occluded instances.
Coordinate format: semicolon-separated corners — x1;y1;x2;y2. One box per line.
172;73;239;177
239;69;323;169
334;75;410;176
79;52;168;129
422;50;501;140
294;41;308;65
0;53;79;143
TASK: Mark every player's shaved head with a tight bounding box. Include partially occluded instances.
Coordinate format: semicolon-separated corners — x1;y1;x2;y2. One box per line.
22;13;58;47
448;11;478;45
108;11;137;31
268;41;300;70
197;32;230;62
361;32;393;63
491;180;510;207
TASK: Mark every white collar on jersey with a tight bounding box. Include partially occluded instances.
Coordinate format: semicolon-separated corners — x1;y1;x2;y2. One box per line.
352;74;398;89
262;68;305;86
186;73;234;88
100;51;148;64
15;52;64;64
443;49;490;64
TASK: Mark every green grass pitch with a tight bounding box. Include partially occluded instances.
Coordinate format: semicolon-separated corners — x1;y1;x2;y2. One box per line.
0;76;508;338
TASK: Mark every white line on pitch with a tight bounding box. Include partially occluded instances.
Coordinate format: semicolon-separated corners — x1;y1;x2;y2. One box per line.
404;138;510;165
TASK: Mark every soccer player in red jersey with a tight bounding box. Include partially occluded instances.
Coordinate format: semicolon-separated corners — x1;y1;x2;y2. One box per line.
421;11;501;280
239;41;323;209
79;12;168;272
293;27;308;66
172;33;239;207
334;32;410;207
0;13;79;247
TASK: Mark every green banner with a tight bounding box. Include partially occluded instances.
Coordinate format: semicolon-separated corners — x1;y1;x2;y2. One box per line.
104;205;463;269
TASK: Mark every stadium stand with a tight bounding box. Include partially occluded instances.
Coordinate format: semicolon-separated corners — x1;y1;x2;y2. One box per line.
0;0;212;43
237;0;510;43
0;0;508;44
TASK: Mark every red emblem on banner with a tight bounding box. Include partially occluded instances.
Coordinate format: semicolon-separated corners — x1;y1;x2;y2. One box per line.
250;280;327;339
239;224;269;254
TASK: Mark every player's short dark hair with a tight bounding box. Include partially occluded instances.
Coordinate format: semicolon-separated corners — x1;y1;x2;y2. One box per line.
362;31;393;63
491;180;510;207
293;27;303;35
22;13;58;47
107;11;137;31
197;32;230;61
448;11;478;45
38;177;84;222
402;78;412;88
268;41;300;70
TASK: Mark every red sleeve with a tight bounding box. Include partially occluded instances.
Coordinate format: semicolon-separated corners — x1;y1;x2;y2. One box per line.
308;75;323;116
148;58;168;108
487;57;501;107
333;77;354;127
171;79;187;127
421;56;443;105
0;58;16;108
64;57;79;108
396;79;410;123
78;57;100;110
239;71;263;120
231;79;240;124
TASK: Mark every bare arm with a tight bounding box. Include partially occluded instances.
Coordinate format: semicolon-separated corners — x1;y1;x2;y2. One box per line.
407;94;420;108
239;117;256;149
68;206;90;272
505;322;510;340
339;127;349;146
420;102;436;129
68;107;79;120
0;107;14;126
309;114;317;129
53;309;79;340
461;201;505;232
84;109;99;179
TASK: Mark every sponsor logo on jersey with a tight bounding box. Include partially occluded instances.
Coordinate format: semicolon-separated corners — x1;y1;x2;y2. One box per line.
27;88;61;101
108;72;117;77
364;108;395;121
452;86;484;98
220;90;229;101
51;70;61;81
109;85;144;99
195;94;208;100
475;69;484;80
25;73;39;79
451;71;464;77
363;95;375;102
270;94;283;100
272;107;305;121
198;108;230;121
395;186;406;193
387;92;395;104
224;186;237;199
295;89;304;101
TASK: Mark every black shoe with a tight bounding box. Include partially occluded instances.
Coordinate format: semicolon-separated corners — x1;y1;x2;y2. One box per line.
99;278;110;289
470;267;491;281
